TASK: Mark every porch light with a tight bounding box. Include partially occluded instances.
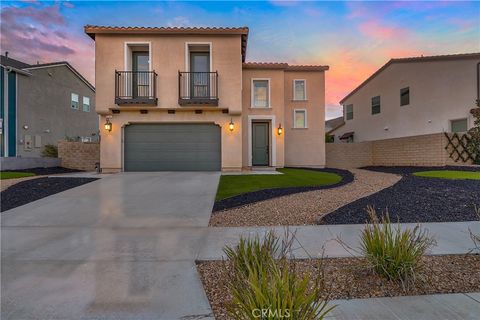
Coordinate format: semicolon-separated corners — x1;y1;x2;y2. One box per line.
277;123;283;135
104;118;112;132
229;118;235;132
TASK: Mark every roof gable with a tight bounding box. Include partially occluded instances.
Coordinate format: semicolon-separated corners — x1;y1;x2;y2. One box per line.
339;52;480;104
25;62;95;92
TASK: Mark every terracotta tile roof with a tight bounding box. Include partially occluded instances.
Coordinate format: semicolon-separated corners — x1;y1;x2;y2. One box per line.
243;62;329;71
339;52;480;104
243;62;289;69
286;65;329;71
84;25;249;61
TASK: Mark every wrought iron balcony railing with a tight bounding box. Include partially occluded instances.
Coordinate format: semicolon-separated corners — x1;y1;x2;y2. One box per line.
115;70;157;105
178;71;218;106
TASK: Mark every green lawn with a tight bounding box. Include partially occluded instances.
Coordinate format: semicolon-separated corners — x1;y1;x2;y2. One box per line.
216;168;342;201
413;170;480;180
0;172;35;180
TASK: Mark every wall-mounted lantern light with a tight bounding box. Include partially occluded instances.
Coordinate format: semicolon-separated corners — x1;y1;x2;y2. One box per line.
229;118;235;132
277;123;283;135
104;118;112;132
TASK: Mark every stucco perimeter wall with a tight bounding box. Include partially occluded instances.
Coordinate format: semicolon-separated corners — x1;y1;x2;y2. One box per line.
326;141;373;168
326;133;464;168
58;141;100;171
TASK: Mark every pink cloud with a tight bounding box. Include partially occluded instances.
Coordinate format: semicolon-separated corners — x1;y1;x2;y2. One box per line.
358;21;408;40
0;4;94;83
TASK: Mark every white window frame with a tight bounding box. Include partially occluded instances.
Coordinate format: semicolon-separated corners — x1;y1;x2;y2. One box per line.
184;42;213;72
71;93;79;109
345;104;353;120
293;109;307;129
251;78;271;108
293;79;307;101
82;96;90;112
450;118;468;133
124;41;152;71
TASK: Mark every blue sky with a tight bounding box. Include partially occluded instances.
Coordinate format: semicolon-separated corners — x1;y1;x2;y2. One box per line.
1;0;479;118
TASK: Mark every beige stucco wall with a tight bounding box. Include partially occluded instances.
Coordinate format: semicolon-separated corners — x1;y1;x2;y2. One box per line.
94;33;244;171
284;71;326;167
95;34;243;113
99;112;242;172
241;69;285;168
333;58;479;142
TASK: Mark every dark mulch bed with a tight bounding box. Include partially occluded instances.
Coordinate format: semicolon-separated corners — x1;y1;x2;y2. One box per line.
2;166;83;175
213;168;354;212
198;255;480;320
1;177;98;212
321;170;480;224
361;165;479;175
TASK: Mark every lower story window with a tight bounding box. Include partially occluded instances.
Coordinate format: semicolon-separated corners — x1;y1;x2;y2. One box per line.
450;118;468;132
294;109;307;128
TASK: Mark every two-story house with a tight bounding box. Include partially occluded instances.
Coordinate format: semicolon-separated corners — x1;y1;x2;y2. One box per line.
1;54;97;158
331;53;480;143
85;26;328;172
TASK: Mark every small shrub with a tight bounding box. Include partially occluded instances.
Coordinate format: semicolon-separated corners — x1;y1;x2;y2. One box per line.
224;231;334;320
466;100;480;164
360;206;435;289
470;205;480;252
42;144;58;158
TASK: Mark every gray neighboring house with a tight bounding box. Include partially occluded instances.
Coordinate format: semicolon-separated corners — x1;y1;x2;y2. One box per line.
325;116;345;142
1;54;97;158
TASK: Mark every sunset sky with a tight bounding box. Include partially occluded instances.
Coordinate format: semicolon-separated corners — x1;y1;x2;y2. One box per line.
1;0;479;118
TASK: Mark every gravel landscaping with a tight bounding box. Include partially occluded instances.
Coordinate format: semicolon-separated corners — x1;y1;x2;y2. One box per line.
197;254;480;320
1;177;98;212
2;166;83;175
213;168;353;212
210;169;400;227
321;168;480;225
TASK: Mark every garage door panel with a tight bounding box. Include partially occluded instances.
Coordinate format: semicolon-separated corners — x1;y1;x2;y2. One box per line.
124;124;221;171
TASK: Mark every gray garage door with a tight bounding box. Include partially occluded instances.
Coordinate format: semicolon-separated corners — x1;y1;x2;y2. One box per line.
124;123;221;171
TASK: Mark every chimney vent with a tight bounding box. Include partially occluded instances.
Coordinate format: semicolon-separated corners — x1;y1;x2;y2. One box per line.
5;51;8;58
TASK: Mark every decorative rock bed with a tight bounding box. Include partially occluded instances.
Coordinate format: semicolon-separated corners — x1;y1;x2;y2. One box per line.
321;166;480;225
1;177;98;212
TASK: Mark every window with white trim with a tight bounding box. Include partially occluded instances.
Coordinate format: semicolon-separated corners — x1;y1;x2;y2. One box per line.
294;109;307;128
71;93;79;109
450;118;468;133
345;104;353;120
82;97;90;112
293;79;306;100
252;80;269;108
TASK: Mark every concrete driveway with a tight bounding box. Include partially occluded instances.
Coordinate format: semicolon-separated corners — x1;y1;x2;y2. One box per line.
1;172;220;320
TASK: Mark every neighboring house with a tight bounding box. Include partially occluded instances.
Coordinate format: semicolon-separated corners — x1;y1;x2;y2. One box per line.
0;54;97;157
85;25;328;172
325;116;345;142
330;53;480;143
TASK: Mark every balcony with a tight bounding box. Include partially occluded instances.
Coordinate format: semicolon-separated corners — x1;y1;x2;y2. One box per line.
115;71;157;105
178;72;218;106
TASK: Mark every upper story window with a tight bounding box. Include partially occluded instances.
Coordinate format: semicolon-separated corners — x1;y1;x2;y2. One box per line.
294;109;307;128
451;118;468;132
252;79;270;108
345;104;353;120
400;87;410;106
371;96;381;115
83;97;90;112
293;79;306;101
71;93;79;109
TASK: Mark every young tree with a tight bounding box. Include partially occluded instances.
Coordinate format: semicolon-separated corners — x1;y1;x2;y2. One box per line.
467;99;480;164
